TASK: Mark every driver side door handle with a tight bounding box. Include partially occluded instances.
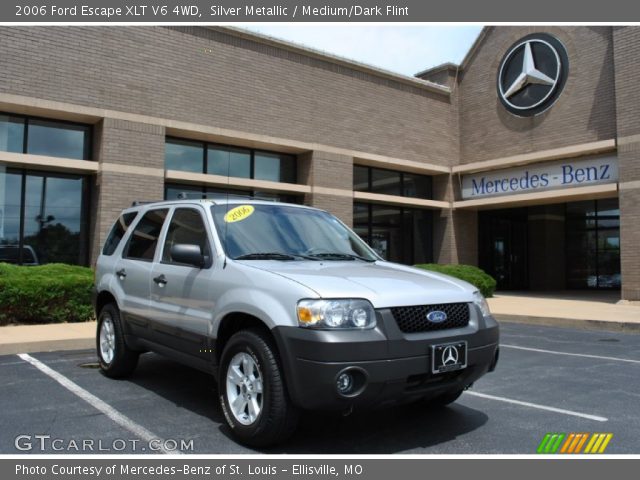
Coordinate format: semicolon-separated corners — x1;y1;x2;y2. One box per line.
153;274;167;286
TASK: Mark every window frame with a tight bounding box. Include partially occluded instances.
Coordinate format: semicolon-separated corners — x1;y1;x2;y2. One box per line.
0;111;93;161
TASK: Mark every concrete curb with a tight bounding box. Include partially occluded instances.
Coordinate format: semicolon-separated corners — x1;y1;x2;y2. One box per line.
0;338;94;356
495;314;640;333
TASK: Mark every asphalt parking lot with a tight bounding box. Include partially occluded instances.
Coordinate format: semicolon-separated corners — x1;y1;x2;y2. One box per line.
1;322;639;454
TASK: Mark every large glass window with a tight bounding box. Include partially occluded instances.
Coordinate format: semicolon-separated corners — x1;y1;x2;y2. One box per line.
208;146;251;178
165;139;204;173
0;113;91;160
353;166;432;199
0;166;89;265
566;199;620;289
165;137;297;184
0;114;25;153
353;202;433;265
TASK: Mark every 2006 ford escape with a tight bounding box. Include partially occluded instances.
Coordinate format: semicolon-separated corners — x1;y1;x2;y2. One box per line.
94;198;499;446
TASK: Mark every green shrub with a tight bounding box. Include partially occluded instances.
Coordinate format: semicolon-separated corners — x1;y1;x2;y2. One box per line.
0;263;94;325
413;263;497;298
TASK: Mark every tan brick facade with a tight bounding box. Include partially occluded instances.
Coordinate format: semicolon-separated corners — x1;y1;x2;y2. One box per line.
1;25;638;299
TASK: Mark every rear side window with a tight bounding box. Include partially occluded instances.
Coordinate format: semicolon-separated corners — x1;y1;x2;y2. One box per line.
124;209;169;261
102;212;138;256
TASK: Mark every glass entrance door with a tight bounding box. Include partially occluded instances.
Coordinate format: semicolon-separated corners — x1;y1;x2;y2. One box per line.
479;208;529;290
566;199;620;289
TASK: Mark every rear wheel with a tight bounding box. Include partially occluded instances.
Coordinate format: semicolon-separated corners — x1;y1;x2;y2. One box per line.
219;329;298;447
96;303;139;378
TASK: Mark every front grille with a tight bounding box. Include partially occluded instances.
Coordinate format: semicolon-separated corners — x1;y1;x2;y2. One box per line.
391;303;470;333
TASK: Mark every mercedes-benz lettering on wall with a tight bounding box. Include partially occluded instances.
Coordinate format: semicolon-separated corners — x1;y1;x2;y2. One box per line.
497;33;569;116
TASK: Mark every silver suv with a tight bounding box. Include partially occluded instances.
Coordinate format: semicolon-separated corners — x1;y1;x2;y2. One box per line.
94;199;499;446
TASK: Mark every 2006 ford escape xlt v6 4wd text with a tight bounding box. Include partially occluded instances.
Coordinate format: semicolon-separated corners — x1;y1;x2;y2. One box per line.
94;198;499;446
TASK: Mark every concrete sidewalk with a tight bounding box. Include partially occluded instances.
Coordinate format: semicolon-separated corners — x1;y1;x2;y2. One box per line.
489;291;640;332
0;291;638;354
0;321;96;355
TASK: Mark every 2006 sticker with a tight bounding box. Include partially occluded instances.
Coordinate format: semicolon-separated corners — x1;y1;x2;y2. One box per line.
224;205;255;223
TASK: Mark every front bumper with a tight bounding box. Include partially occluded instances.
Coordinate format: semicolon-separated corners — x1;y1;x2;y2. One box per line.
272;305;499;411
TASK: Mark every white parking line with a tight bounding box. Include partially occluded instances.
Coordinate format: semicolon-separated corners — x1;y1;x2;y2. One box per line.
464;391;608;422
501;344;640;364
17;353;179;455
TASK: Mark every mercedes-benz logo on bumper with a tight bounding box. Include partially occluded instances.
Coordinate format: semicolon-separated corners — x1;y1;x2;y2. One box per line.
441;345;459;366
497;33;569;116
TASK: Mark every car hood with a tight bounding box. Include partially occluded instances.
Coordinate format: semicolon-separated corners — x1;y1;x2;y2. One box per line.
240;260;476;308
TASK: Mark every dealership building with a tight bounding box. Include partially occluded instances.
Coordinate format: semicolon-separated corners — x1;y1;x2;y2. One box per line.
0;26;639;299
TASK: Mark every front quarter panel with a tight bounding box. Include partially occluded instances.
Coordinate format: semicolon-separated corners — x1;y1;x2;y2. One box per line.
210;262;318;338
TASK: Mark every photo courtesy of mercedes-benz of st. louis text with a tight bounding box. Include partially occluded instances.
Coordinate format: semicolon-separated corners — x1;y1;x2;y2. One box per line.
93;198;499;446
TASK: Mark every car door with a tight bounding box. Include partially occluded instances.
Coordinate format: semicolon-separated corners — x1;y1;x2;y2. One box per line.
113;208;169;340
149;206;216;360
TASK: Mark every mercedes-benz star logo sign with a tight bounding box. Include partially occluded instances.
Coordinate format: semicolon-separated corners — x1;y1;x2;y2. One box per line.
497;33;569;116
442;345;459;366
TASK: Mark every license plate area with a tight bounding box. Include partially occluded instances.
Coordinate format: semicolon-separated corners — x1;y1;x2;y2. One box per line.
431;341;467;374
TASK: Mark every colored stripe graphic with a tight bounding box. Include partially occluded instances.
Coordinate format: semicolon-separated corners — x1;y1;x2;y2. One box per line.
538;433;612;454
573;433;589;453
537;433;565;453
585;433;614;454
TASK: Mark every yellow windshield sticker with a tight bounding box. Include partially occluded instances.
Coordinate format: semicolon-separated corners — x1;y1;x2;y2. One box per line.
224;205;255;223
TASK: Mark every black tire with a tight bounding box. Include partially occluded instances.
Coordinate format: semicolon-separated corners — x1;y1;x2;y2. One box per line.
96;303;139;378
219;329;299;447
427;388;464;407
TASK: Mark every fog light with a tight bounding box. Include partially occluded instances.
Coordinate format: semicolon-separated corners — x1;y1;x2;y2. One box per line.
336;372;353;394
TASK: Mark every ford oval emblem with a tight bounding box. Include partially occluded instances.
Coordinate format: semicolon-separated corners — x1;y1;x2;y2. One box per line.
427;310;447;323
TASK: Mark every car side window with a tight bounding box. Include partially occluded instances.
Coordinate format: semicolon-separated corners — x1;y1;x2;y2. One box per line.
103;212;138;256
162;208;212;265
123;209;169;261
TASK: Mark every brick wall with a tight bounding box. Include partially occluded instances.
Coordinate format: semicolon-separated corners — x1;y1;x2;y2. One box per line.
0;26;456;166
90;118;165;262
613;27;640;300
459;26;616;164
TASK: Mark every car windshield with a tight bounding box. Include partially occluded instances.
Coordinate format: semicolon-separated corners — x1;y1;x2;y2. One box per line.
211;204;378;262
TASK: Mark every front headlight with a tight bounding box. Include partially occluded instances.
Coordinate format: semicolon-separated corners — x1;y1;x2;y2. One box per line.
297;299;376;329
472;291;491;317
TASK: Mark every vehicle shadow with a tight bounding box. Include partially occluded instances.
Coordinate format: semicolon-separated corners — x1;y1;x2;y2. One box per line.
129;353;488;454
129;353;225;424
261;403;489;454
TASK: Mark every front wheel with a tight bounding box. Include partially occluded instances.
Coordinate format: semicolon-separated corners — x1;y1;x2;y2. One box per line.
96;303;139;378
219;329;298;447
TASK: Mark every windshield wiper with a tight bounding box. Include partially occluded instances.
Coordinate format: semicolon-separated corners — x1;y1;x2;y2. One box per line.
308;253;376;262
234;252;298;261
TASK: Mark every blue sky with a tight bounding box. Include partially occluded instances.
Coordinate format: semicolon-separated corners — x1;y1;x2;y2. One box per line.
242;26;484;77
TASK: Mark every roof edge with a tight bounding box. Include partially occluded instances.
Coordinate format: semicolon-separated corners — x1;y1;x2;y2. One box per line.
414;62;459;79
208;26;451;96
459;26;491;71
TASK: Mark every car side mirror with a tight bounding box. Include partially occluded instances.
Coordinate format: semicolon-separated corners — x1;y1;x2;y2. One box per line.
170;244;205;268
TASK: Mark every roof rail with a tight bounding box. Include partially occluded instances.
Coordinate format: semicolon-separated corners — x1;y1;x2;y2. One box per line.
130;201;160;207
174;191;256;201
